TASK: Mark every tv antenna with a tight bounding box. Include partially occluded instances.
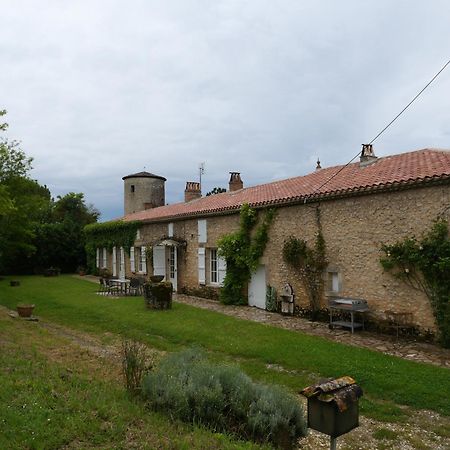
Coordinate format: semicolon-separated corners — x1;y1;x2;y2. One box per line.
199;162;205;189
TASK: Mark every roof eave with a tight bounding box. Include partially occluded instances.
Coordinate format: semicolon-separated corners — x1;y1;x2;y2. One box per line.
127;174;450;224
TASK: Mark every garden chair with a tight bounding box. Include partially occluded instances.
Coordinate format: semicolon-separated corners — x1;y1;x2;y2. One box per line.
128;277;141;296
98;278;108;295
105;278;121;296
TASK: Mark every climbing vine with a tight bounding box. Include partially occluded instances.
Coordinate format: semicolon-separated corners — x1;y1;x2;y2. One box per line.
218;204;276;305
380;218;450;347
282;207;327;320
84;220;141;273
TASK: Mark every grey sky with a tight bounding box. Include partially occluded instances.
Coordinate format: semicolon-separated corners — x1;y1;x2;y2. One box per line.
1;1;449;220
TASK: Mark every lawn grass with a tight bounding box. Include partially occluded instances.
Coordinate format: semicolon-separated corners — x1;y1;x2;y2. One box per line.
1;275;449;421
0;310;265;450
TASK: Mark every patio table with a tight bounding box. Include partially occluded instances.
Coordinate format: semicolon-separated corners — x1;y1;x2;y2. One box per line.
110;278;130;295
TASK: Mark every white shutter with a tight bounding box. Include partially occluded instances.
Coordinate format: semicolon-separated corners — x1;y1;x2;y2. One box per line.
168;222;174;237
96;248;100;268
130;247;135;272
102;248;107;268
153;246;165;277
112;247;117;276
198;247;206;284
198;219;207;243
141;246;147;274
120;247;125;277
218;255;227;286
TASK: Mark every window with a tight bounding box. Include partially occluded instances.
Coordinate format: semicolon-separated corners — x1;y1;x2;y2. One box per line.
168;222;174;237
139;246;147;274
326;269;341;295
136;228;141;240
210;249;218;284
169;246;176;278
207;248;226;286
131;185;135;192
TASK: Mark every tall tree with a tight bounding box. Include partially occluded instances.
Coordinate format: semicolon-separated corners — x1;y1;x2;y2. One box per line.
0;110;99;274
0;110;50;273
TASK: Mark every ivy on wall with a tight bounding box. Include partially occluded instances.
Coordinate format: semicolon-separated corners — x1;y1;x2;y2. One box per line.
282;207;327;321
84;220;141;273
380;218;450;347
218;204;276;305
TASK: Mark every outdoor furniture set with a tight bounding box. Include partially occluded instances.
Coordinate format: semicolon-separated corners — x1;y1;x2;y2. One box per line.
98;277;145;296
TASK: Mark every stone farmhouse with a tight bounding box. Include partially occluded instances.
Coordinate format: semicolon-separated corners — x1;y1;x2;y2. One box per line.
96;146;450;334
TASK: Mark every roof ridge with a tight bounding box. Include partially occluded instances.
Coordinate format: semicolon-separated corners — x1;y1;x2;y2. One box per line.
120;148;450;223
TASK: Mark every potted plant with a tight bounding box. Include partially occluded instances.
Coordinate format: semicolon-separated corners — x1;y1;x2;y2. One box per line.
17;304;35;318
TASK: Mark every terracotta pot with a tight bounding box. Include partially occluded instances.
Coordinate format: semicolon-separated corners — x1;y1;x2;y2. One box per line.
17;304;35;318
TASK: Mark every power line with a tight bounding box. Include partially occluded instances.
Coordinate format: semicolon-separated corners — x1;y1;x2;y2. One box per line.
369;59;450;144
304;59;450;203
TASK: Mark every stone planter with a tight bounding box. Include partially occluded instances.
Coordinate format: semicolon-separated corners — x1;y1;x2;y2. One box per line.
144;281;173;310
17;304;35;318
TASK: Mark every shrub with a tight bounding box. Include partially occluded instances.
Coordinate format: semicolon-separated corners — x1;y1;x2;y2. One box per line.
142;348;307;448
380;218;450;347
121;340;156;395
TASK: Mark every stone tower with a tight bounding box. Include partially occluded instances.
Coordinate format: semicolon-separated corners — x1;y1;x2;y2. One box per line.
122;171;166;215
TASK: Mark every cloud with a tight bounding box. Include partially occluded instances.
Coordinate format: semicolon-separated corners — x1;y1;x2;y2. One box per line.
1;1;449;220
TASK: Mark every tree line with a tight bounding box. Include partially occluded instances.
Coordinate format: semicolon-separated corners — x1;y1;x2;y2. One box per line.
0;110;98;274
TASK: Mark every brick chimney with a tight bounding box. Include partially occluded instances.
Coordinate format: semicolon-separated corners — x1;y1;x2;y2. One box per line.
229;172;243;192
360;144;378;167
184;181;201;202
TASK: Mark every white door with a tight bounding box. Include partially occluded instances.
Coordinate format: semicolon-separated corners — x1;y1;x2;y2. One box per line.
248;265;266;309
152;245;166;279
169;246;178;292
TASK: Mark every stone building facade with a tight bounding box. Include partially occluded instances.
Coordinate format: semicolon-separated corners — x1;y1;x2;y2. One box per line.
98;149;450;333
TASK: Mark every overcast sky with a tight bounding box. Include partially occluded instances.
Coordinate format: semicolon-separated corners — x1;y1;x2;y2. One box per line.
1;1;449;220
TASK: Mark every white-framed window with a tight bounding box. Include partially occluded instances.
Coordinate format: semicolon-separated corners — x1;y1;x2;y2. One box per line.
207;248;226;286
325;268;341;295
210;249;218;284
136;228;141;240
139;246;147;274
102;248;107;268
168;222;174;237
198;219;207;243
169;246;176;279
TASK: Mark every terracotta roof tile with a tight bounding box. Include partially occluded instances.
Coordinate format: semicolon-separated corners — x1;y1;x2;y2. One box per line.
123;149;450;223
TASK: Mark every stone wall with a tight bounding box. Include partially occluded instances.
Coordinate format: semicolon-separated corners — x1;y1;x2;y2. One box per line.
105;182;449;333
265;183;450;333
123;177;165;215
